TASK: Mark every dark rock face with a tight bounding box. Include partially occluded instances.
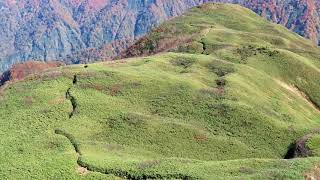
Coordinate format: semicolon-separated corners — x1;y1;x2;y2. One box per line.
0;0;319;72
285;135;312;159
0;70;11;86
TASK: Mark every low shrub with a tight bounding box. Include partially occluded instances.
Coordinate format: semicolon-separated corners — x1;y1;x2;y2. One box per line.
170;57;196;69
107;112;146;128
207;60;235;77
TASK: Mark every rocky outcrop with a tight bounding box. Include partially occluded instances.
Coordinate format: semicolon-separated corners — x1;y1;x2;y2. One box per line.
285;135;312;159
0;0;320;72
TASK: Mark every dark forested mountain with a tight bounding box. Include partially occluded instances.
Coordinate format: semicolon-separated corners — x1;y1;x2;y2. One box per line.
0;0;319;72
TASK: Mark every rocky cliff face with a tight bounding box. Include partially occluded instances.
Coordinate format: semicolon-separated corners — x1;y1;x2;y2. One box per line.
0;0;319;72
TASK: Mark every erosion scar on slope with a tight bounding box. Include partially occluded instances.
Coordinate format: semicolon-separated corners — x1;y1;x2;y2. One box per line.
54;129;88;176
66;88;77;118
66;74;78;118
276;80;320;112
54;129;196;179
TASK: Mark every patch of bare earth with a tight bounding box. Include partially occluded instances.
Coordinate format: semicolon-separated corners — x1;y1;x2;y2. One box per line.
48;96;65;105
275;79;320;112
76;165;88;176
305;166;320;180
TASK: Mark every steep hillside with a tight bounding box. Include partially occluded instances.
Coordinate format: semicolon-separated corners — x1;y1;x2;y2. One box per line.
239;0;320;45
122;3;320;110
1;0;320;72
1;3;320;179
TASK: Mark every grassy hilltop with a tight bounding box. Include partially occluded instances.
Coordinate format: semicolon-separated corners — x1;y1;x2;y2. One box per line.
0;3;320;179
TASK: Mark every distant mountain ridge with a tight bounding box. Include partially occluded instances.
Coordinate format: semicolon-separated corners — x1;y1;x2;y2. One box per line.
0;0;319;72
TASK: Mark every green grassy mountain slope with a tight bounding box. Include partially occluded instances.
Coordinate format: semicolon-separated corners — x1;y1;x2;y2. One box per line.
0;3;320;180
122;3;320;121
